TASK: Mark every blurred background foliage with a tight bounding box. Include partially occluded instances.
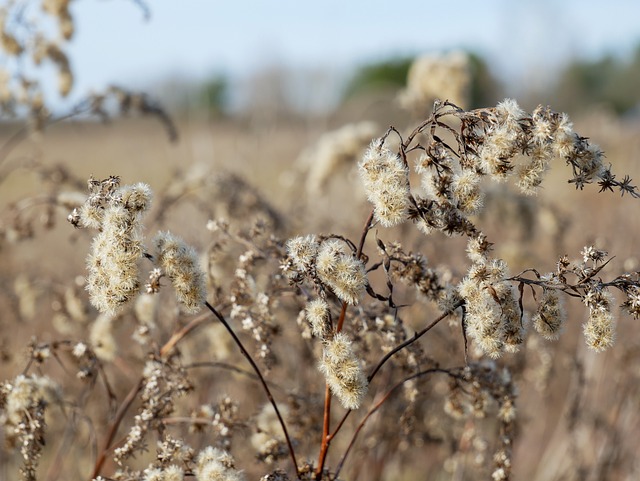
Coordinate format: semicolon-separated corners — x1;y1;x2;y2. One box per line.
158;45;640;121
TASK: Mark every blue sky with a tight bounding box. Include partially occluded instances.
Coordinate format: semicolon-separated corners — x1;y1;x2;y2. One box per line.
39;0;640;104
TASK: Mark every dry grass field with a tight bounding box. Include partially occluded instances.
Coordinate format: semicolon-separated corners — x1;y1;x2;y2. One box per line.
2;93;640;481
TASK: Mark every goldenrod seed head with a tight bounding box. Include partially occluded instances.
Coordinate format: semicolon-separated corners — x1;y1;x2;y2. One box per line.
318;332;368;410
496;98;526;123
532;290;565;340
154;231;207;313
584;303;616;352
143;468;164;481
466;234;493;264
164;465;184;481
286;235;319;273
315;240;367;305
119;182;153;213
359;141;411;227
195;447;245;481
306;298;330;338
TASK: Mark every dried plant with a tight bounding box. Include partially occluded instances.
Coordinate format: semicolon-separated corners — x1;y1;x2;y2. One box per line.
3;93;640;481
2;9;640;477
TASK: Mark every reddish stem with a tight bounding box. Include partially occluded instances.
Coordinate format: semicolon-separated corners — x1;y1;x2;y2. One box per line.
91;380;143;479
314;210;374;479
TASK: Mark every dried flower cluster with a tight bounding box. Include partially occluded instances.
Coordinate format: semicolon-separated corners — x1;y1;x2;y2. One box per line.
0;374;61;481
357;99;639;358
285;235;367;305
359;142;411;227
318;333;368;410
3;92;640;481
114;357;192;464
458;239;523;358
69;176;207;315
155;232;207;313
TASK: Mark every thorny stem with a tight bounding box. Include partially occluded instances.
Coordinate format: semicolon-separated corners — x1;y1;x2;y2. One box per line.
334;368;463;479
315;210;375;479
204;301;300;479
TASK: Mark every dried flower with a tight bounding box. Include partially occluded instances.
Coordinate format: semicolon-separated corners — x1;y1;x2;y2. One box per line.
359;141;411;227
318;332;368;410
194;446;246;481
84;182;151;314
531;290;565;340
583;290;616;352
305;298;330;338
286;235;319;274
315;240;367;305
154;231;207;313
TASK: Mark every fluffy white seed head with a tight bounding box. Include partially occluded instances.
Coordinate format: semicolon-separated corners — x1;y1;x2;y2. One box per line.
154;231;207;313
359;141;411;227
85;203;144;315
583;291;616;352
194;447;245;481
306;298;330;338
315;240;367;305
318;332;368;410
286;235;319;273
532;290;565;340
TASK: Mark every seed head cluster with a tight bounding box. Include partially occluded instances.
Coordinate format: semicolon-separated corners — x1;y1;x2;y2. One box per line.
315;240;367;305
305;298;330;339
0;374;61;481
582;287;616;352
458;237;523;358
358;141;411;227
531;289;566;340
194;446;246;481
286;236;367;305
69;177;208;315
318;332;368;410
83;180;151;315
154;231;207;314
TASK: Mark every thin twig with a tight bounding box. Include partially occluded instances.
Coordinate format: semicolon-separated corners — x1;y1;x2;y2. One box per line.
159;312;210;357
367;301;463;382
334;368;463;479
204;301;300;479
326;302;463;444
91;380;143;479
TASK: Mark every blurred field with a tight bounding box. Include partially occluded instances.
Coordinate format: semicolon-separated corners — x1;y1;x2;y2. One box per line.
2;99;640;480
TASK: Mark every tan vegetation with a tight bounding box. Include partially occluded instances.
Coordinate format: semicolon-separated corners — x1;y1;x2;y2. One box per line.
2;3;640;481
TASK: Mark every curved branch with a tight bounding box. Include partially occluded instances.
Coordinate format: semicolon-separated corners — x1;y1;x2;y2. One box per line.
334;367;464;479
204;301;300;479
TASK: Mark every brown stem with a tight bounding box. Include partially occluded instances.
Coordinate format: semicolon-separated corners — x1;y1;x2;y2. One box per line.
367;300;463;382
334;368;463;479
315;210;375;479
91;311;209;479
159;312;209;357
91;380;143;479
204;301;300;479
356;209;375;260
325;302;463;447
